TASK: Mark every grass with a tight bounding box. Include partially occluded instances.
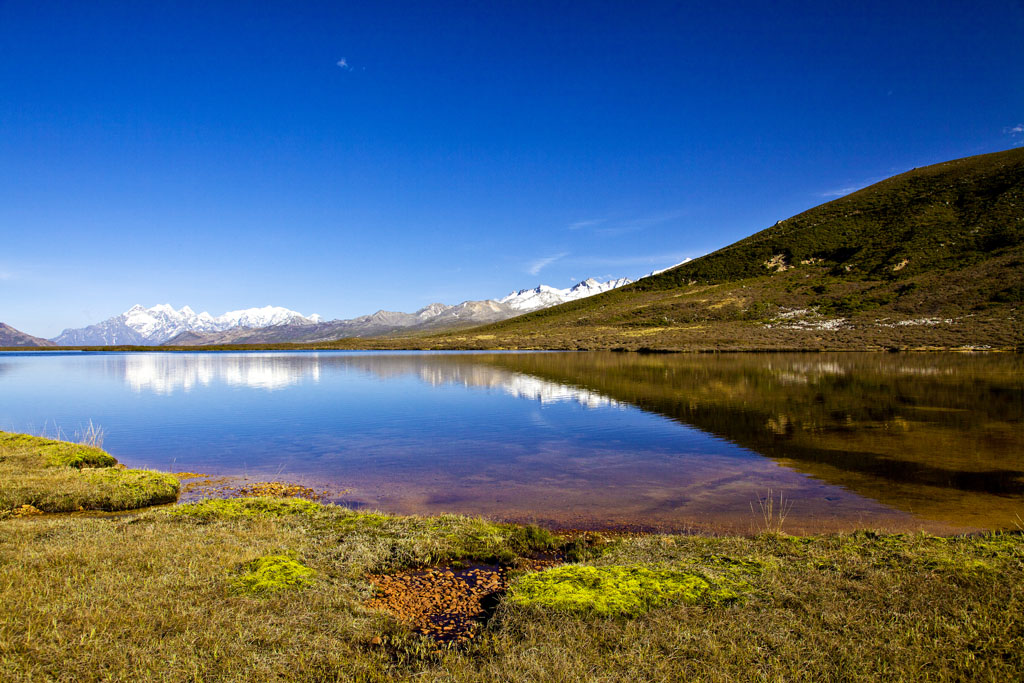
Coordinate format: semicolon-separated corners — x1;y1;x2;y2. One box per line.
1;432;1023;680
0;431;180;515
230;555;317;596
506;564;751;615
1;504;1022;681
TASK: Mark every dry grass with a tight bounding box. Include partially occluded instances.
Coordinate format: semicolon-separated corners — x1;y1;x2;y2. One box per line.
0;502;1021;681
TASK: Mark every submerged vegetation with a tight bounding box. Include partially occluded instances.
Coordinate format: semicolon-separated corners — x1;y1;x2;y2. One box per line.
1;431;1023;680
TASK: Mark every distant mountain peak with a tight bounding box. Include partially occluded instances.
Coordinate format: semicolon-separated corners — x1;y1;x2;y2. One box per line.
52;304;321;346
498;276;633;312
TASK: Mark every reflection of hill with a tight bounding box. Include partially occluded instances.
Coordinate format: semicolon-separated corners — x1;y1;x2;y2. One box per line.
471;352;1024;528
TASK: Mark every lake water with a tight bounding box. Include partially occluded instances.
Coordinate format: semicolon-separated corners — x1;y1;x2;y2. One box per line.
1;350;1022;534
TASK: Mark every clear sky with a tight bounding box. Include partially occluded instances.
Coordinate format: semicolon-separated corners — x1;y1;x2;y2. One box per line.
2;1;1022;337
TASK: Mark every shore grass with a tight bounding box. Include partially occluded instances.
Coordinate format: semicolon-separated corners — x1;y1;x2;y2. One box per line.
1;433;1022;680
0;431;180;515
0;500;1021;680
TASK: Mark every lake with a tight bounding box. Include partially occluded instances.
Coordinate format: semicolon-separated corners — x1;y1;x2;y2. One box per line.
1;350;1021;534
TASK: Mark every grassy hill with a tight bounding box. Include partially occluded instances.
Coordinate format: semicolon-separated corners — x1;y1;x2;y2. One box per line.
356;147;1023;351
0;323;55;347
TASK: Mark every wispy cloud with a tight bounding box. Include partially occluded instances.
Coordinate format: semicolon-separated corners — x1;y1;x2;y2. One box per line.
336;58;352;71
527;252;568;275
1006;123;1024;145
568;219;605;230
818;173;890;198
571;253;695;269
819;186;861;198
568;210;688;237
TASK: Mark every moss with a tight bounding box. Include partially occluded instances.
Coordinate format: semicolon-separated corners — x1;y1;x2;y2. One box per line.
0;432;116;468
78;468;180;510
1;431;179;513
507;564;751;616
168;496;324;521
229;555;316;596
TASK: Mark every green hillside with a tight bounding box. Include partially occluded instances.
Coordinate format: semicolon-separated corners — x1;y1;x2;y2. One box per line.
637;146;1024;289
377;147;1023;351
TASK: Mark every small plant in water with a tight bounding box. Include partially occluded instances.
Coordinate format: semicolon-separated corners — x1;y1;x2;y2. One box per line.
76;419;105;448
751;489;792;534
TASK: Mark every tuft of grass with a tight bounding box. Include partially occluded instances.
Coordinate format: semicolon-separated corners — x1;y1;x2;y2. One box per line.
229;554;316;596
752;489;793;534
167;496;325;521
0;431;178;514
507;564;751;616
0;431;116;468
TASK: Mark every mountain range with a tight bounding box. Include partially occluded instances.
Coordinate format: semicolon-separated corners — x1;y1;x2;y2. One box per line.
50;305;323;346
7;276;635;347
162;277;634;346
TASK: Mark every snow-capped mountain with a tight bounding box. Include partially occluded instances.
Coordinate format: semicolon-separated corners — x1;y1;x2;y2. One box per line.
51;275;637;347
498;277;633;312
162;276;634;345
52;304;321;346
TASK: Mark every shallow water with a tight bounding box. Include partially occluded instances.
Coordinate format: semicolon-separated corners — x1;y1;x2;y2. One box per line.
1;350;1021;533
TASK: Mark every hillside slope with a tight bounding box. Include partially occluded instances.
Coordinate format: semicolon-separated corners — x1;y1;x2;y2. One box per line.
362;148;1023;351
0;323;55;347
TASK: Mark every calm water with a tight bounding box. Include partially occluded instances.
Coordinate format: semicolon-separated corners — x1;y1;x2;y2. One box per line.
1;350;1022;533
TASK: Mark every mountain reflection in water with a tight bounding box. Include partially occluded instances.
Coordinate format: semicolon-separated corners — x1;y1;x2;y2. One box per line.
1;350;1021;533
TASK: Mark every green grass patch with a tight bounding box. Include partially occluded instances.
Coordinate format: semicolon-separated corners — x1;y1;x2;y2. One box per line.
0;431;179;514
230;554;316;596
507;564;752;616
0;431;116;468
168;496;325;520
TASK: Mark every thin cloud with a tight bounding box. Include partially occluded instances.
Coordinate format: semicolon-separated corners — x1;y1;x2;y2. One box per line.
336;58;352;71
1006;123;1024;134
571;253;695;268
527;252;568;276
819;173;888;198
569;210;688;237
820;186;861;198
568;219;605;230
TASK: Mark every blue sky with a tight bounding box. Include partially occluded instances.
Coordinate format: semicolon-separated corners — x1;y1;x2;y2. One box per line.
2;1;1022;337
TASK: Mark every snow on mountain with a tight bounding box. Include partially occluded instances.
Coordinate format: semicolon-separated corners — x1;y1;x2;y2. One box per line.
52;304;321;346
52;275;637;346
498;277;633;312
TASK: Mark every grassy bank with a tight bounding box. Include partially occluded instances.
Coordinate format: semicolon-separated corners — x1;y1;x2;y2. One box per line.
1;435;1023;681
0;432;179;516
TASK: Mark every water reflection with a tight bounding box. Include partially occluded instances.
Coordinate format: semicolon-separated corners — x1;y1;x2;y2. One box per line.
107;352;619;408
108;353;323;393
1;350;1021;533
